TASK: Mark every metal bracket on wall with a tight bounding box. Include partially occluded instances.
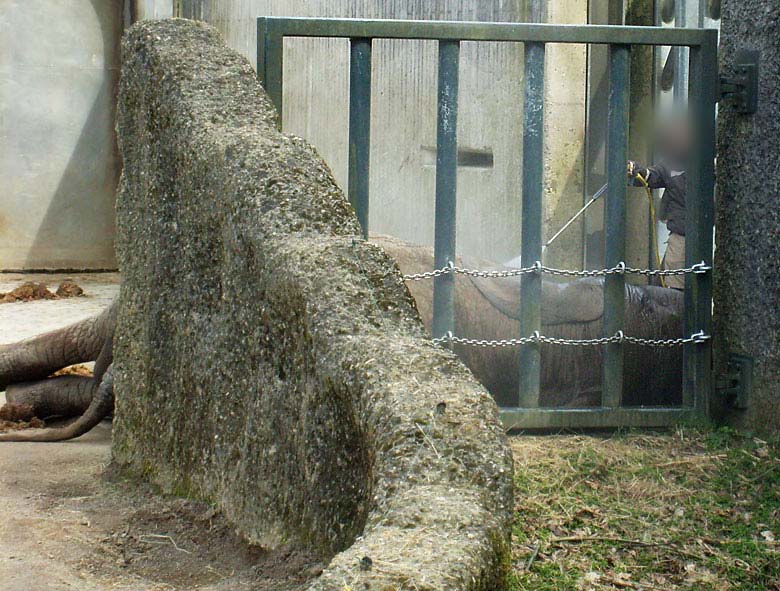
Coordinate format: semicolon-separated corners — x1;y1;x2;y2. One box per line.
717;354;753;409
719;50;759;114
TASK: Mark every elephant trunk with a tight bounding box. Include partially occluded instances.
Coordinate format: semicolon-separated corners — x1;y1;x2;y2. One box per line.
0;365;114;443
6;376;96;419
0;306;116;442
0;302;116;390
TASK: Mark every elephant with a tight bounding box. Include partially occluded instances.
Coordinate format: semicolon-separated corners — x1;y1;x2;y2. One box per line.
0;303;116;442
0;235;683;441
375;235;684;409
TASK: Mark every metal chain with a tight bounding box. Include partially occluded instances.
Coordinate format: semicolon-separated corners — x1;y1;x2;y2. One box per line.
431;330;710;348
406;260;712;349
403;261;711;281
402;261;542;281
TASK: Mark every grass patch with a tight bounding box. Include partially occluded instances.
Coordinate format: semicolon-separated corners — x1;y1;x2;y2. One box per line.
509;427;780;590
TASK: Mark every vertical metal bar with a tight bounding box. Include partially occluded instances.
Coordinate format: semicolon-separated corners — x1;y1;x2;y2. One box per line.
256;18;268;86
257;19;284;121
674;0;688;104
529;0;547;23
518;42;545;408
257;17;284;129
432;40;460;341
348;38;372;239
602;44;630;408
697;0;707;27
257;19;284;122
684;34;717;413
608;0;624;24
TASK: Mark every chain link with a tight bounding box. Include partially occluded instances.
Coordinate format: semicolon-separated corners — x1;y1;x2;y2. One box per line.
407;260;712;349
401;261;542;281
431;330;710;348
403;261;711;281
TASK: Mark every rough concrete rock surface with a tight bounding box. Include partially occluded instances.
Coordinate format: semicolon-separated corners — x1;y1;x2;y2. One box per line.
113;19;513;590
715;1;780;436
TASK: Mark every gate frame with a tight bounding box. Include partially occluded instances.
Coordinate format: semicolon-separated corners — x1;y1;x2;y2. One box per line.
257;17;718;430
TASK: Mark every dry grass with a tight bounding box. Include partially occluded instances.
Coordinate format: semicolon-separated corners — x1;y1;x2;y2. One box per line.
508;427;780;590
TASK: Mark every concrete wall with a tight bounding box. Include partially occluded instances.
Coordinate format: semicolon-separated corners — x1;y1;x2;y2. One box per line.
113;20;513;589
133;0;174;20
715;0;780;436
0;0;123;270
179;0;592;267
542;0;588;270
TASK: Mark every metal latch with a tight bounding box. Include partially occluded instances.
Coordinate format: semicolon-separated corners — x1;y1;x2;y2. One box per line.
717;353;753;409
719;49;759;114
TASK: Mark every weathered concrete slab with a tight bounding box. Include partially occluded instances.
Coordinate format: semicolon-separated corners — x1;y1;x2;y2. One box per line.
113;19;513;590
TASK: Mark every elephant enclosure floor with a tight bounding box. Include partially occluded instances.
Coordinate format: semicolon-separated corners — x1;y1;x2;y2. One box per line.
0;276;322;591
0;418;322;591
0;272;120;343
5;275;777;591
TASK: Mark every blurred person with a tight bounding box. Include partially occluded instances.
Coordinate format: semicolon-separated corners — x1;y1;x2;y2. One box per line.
627;117;691;290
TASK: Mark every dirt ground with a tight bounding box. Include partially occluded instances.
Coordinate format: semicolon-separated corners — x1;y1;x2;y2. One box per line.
0;273;119;343
0;275;322;591
0;417;322;591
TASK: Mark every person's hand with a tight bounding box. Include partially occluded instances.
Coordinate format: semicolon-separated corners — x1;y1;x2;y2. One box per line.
627;160;636;177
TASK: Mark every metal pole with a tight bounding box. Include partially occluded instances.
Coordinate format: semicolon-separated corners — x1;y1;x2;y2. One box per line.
602;44;630;408
543;183;607;251
432;40;460;341
674;0;688;105
256;18;284;123
348;38;372;238
518;41;545;408
684;33;717;413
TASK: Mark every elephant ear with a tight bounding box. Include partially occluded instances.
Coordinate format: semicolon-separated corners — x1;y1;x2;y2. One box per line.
466;262;604;325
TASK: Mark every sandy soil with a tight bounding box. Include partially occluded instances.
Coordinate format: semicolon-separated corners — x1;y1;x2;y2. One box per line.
0;419;322;591
0;276;322;591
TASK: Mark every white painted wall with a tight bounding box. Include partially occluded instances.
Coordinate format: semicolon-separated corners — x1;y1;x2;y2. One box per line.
0;0;123;269
0;0;599;270
134;0;174;20
184;0;578;264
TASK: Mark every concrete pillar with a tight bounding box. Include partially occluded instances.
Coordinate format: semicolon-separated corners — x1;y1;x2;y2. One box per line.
714;0;780;435
581;0;655;275
542;0;588;270
625;0;656;275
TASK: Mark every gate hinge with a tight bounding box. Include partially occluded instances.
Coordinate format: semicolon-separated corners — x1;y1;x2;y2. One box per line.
716;353;753;409
719;50;759;114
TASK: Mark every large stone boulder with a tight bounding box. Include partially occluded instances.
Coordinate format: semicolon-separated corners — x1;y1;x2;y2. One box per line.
113;19;513;590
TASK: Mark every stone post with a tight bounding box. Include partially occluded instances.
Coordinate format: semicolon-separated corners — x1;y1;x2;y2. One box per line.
714;0;780;435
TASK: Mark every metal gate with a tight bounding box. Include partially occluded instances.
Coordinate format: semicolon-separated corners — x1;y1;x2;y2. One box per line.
257;17;718;429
